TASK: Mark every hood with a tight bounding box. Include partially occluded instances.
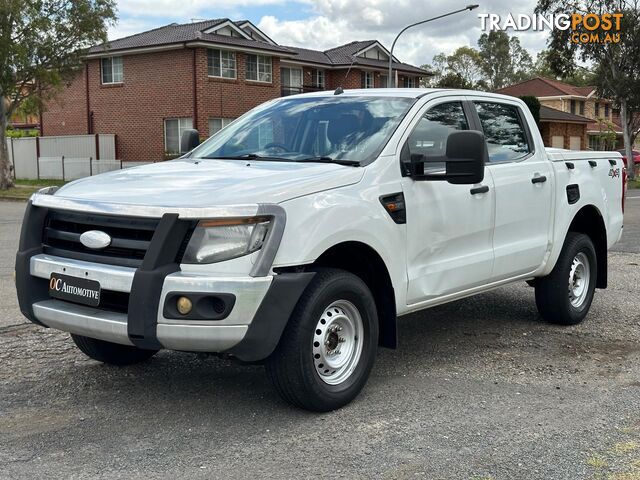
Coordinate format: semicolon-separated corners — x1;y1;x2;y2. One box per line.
53;159;365;207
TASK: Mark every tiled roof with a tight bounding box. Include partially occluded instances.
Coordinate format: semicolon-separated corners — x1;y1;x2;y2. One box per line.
285;41;429;74
88;19;428;75
324;40;378;63
283;46;332;65
539;105;590;123
586;119;623;133
497;77;596;98
88;19;293;54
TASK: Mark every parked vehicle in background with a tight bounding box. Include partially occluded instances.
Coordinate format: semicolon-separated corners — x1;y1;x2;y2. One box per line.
617;149;640;165
16;89;626;412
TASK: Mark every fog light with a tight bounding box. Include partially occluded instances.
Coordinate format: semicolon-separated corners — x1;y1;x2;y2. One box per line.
176;296;192;315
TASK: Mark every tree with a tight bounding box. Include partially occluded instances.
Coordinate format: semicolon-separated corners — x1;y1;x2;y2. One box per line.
477;31;534;90
536;0;640;179
420;53;448;87
534;49;598;85
519;96;541;125
421;47;484;89
444;46;484;87
0;0;117;189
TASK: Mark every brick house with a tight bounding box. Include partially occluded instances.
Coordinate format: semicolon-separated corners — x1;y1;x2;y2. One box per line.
42;19;428;162
496;77;623;150
538;105;591;150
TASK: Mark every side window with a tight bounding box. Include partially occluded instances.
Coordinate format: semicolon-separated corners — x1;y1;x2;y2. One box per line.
405;102;469;159
474;102;531;162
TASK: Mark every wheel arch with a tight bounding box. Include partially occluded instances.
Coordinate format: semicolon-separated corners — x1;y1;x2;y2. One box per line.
566;205;608;288
304;241;397;349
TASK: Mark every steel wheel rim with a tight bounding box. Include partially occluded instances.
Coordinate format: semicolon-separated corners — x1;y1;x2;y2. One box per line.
568;252;590;308
312;300;364;386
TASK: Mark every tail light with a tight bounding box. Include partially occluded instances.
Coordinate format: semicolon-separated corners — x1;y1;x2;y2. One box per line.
622;163;627;214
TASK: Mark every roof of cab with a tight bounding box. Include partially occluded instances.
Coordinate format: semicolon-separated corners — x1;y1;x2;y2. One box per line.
284;88;525;101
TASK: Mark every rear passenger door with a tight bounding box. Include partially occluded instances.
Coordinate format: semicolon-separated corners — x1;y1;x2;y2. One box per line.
469;99;553;281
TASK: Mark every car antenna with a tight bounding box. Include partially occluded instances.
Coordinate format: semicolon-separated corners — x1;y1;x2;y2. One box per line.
335;56;357;95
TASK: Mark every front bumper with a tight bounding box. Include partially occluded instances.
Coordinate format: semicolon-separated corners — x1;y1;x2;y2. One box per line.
29;254;271;352
15;200;314;361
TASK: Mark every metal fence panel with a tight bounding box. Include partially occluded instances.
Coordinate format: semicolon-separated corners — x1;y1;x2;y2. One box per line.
92;159;122;175
38;157;64;180
121;161;152;169
12;137;38;179
98;134;116;160
63;157;93;180
39;135;95;158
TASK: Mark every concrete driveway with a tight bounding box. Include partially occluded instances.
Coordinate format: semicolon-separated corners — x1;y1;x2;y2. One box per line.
0;195;639;479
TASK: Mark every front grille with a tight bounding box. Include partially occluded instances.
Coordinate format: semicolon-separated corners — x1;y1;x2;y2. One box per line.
43;210;160;268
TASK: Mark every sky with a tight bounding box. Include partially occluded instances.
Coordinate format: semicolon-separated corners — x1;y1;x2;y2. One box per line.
108;0;551;67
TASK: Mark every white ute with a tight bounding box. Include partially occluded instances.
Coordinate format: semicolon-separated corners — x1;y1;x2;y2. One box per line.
16;89;626;411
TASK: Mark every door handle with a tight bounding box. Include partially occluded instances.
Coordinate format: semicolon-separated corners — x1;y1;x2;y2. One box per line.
470;185;489;195
531;175;547;184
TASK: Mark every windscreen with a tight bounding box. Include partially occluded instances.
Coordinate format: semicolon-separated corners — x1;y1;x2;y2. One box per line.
190;96;415;165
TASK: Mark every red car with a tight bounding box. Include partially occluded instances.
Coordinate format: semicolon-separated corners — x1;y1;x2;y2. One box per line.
617;149;640;165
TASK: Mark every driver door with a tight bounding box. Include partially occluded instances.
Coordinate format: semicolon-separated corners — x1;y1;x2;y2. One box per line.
401;99;495;305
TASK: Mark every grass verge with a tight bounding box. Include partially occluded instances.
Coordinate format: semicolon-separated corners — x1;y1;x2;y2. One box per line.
0;179;67;201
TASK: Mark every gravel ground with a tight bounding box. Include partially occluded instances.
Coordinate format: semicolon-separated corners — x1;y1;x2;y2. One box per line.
0;197;639;480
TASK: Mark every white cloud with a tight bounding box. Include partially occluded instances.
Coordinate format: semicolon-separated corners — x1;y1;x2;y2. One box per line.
109;0;550;66
258;0;549;67
116;0;288;19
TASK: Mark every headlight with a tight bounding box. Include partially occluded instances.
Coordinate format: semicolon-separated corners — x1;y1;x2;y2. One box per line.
182;216;271;264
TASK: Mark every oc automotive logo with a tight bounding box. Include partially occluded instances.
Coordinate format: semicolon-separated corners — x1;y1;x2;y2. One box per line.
49;276;100;302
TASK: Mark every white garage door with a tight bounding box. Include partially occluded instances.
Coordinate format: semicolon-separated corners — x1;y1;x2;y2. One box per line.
551;136;564;148
569;136;582;150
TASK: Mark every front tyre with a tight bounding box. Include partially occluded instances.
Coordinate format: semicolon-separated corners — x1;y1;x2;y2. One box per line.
71;334;158;365
266;269;378;412
535;232;597;325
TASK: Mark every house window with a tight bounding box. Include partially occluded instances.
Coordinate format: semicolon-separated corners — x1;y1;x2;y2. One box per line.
570;100;577;114
164;118;193;154
101;57;123;84
380;74;389;88
579;101;585;116
604;103;610;118
246;54;272;82
361;72;374;88
207;49;236;78
312;69;325;89
403;77;416;88
281;67;303;95
595;102;600;117
208;117;235;135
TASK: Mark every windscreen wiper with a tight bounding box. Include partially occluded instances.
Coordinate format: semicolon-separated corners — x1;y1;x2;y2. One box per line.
202;154;288;161
296;156;360;166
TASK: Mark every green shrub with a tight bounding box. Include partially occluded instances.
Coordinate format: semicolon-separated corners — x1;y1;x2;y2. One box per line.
6;129;40;138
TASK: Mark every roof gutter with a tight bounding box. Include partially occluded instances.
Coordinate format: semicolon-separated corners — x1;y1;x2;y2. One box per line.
185;41;297;57
85;43;185;59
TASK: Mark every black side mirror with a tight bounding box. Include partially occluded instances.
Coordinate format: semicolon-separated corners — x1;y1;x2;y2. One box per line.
180;129;200;153
408;130;487;185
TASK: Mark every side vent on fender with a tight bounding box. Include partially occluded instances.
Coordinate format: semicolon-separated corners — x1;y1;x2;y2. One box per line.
566;184;580;205
379;193;406;224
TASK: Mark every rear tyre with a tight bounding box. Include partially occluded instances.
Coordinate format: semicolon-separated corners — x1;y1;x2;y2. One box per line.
535;232;597;325
71;334;158;365
265;268;378;412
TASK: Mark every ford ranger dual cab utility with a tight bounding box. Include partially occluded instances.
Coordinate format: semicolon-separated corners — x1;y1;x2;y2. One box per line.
15;89;626;411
